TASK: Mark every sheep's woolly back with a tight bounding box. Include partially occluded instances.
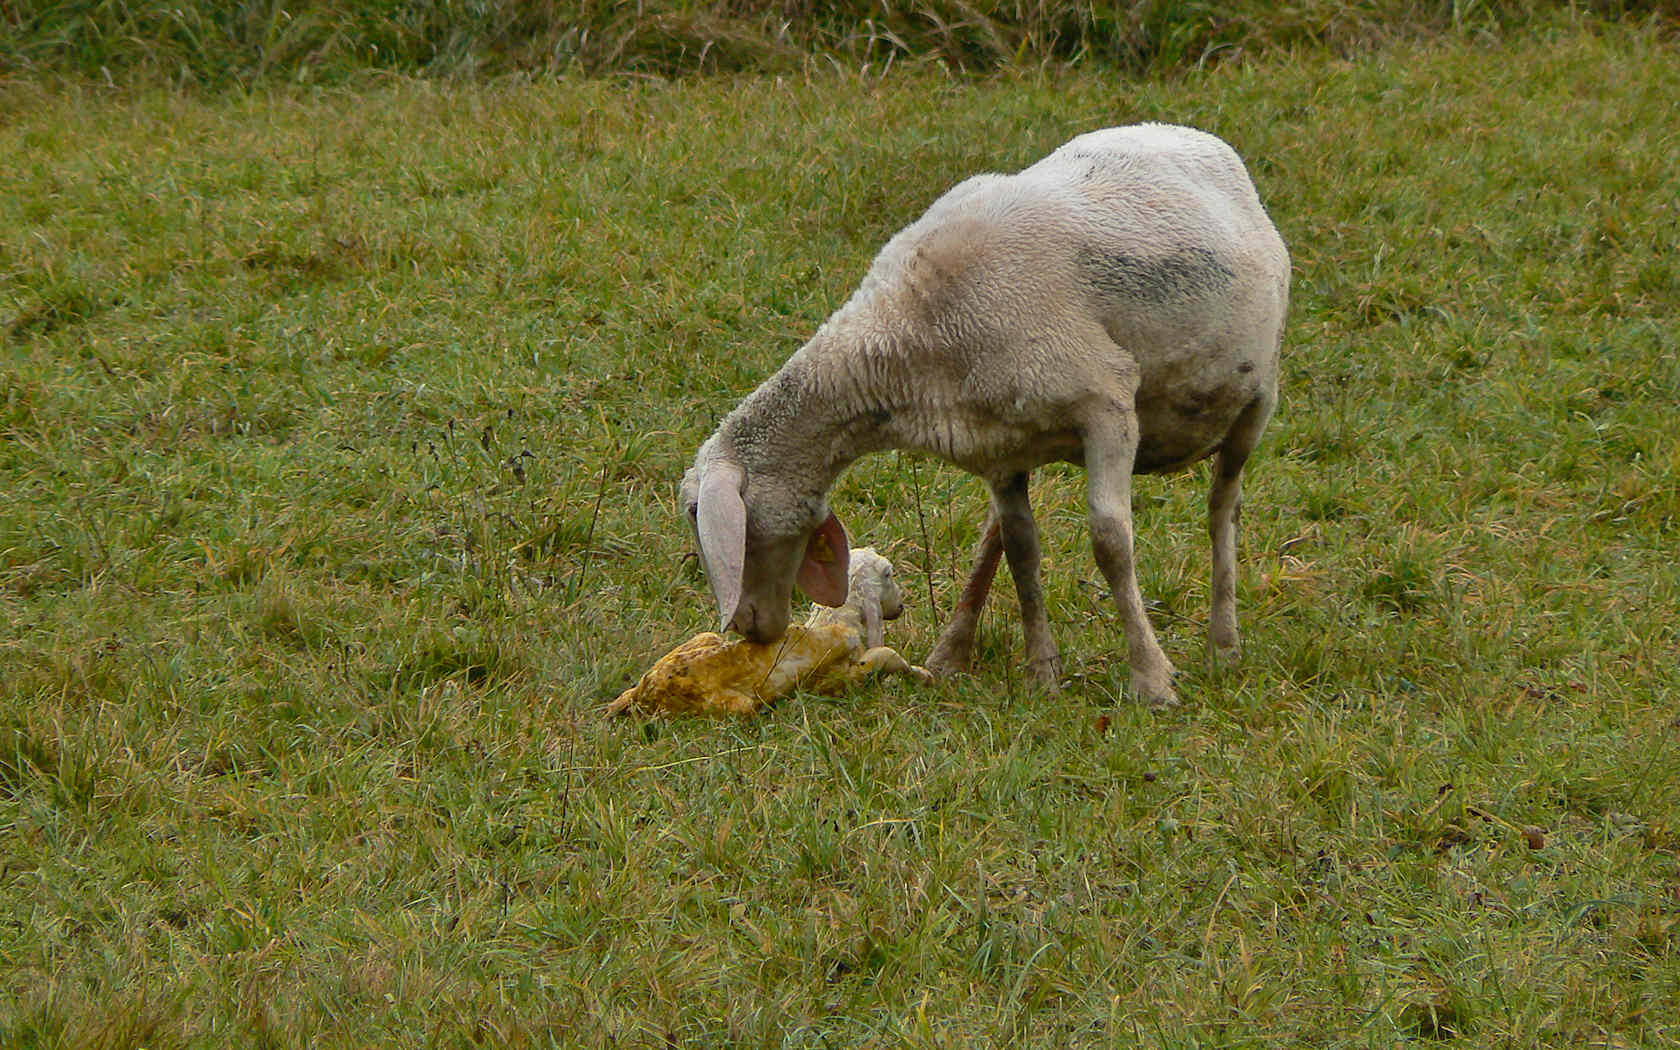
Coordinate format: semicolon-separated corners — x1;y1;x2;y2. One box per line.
707;122;1288;485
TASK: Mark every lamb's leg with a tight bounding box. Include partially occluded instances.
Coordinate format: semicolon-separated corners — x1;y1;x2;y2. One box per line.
992;472;1061;688
1080;399;1178;708
854;646;935;684
1207;394;1273;668
925;513;1003;676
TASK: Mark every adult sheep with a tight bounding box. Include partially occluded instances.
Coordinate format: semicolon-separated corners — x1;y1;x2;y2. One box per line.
680;124;1289;708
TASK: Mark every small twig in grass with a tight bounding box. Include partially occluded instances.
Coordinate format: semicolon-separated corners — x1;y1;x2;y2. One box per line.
947;475;959;601
558;707;577;834
74;499;112;577
1202;871;1240;951
632;745;772;774
757;630;798;698
907;452;939;621
567;459;610;605
1482;927;1513;1027
842;817;919;839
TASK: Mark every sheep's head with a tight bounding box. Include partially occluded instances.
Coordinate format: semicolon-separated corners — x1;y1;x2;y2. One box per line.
681;439;849;643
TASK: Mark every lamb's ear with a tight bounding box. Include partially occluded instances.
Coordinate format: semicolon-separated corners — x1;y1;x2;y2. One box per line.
796;512;850;607
695;461;747;629
860;599;885;649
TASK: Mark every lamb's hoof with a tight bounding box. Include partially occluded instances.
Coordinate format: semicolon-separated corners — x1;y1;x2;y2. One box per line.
908;665;936;684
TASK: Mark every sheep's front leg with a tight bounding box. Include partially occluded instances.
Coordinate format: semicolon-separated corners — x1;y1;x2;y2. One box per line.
925;513;1002;677
992;472;1062;689
1081;402;1179;708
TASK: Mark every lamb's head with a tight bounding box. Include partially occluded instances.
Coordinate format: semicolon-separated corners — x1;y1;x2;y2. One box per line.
681;436;850;643
843;547;904;648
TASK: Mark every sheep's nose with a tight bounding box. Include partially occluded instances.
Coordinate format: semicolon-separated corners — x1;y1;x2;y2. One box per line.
730;606;763;641
727;606;752;637
732;603;786;644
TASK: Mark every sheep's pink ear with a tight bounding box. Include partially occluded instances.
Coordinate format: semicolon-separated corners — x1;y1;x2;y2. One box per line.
796;512;850;607
695;462;746;629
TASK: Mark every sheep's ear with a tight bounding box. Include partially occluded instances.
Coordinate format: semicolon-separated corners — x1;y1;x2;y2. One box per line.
797;512;850;607
695;462;746;629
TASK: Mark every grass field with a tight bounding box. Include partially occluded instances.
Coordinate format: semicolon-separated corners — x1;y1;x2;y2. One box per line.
3;13;1679;1048
6;0;1659;82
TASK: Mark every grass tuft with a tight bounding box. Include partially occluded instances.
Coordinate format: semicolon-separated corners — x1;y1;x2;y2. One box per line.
3;0;1675;83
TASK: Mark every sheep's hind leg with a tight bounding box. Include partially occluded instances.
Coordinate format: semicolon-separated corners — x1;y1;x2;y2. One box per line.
1207;394;1273;670
992;472;1062;689
925;512;1002;677
1080;399;1179;708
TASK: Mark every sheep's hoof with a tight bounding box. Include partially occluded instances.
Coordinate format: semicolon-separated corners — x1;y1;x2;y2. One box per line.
1028;655;1063;693
1137;684;1180;710
1132;669;1180;710
1208;639;1242;672
924;641;974;678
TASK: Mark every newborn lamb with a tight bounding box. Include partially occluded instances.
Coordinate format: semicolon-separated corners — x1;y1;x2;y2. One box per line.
607;547;931;718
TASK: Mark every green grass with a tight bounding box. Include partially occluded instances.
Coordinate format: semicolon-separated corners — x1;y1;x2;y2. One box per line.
4;0;1670;82
3;16;1680;1049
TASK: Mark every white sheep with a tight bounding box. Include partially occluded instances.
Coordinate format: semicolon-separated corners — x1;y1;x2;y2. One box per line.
680;124;1289;708
607;547;930;718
